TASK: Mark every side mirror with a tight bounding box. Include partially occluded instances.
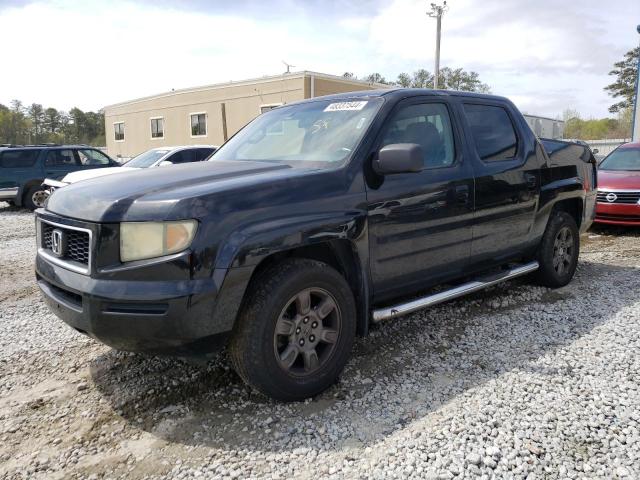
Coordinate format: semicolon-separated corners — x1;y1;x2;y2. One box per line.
592;148;599;154
374;143;423;175
158;160;174;167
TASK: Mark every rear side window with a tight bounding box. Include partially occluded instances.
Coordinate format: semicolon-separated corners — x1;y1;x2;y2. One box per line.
463;104;518;161
0;150;40;168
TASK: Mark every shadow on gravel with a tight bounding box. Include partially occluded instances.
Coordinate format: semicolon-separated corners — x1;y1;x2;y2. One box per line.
90;258;640;453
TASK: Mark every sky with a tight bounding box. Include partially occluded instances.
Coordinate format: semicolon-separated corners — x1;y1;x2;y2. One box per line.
0;0;638;119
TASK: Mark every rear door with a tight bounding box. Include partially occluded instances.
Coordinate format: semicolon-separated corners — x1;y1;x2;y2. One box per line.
44;149;81;179
459;100;540;265
0;149;42;192
366;98;475;300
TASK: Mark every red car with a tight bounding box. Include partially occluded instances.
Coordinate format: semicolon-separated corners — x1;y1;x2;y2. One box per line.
595;142;640;226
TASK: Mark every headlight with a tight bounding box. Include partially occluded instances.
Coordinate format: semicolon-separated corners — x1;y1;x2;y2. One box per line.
120;220;197;262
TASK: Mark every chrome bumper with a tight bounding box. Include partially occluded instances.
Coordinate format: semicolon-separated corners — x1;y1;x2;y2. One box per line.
0;187;18;200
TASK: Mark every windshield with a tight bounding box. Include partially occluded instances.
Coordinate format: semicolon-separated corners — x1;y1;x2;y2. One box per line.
599;147;640;171
212;98;383;168
126;149;170;168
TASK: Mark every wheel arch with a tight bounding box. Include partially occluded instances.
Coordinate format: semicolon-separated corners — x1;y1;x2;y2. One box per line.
551;197;583;229
19;179;45;207
236;240;370;337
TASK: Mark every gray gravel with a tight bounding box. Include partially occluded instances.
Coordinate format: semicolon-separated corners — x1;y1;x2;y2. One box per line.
1;201;639;479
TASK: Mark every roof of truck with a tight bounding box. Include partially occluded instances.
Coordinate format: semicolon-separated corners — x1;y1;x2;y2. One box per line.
294;88;510;105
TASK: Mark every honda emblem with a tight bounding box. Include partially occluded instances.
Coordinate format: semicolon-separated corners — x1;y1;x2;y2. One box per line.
51;229;65;257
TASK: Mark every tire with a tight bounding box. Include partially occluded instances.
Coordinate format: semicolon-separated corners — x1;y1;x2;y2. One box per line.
229;258;356;401
534;211;580;288
23;185;48;210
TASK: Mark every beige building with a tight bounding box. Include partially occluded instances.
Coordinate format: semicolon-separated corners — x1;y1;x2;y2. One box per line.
103;72;388;159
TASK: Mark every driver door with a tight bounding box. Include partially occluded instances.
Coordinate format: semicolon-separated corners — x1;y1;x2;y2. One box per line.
366;98;475;301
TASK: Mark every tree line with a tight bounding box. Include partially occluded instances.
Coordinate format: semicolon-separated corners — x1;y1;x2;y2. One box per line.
564;45;638;140
562;108;632;140
343;67;491;93
0;101;105;146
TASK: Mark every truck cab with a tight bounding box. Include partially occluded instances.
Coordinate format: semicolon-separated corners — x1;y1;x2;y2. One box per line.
34;90;596;401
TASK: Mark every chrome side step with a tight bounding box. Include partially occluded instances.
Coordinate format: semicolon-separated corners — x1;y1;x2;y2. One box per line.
371;261;539;323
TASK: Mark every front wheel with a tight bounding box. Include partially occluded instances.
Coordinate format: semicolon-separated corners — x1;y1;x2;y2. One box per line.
229;258;356;401
24;185;48;210
534;211;580;288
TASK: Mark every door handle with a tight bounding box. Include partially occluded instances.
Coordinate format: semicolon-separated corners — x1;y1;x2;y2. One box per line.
525;173;537;189
454;185;470;204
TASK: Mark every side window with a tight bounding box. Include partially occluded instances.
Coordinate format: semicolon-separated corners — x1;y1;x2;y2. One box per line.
78;149;111;166
45;150;78;167
463;104;518;162
381;103;455;169
195;148;214;161
166;150;194;164
0;150;40;168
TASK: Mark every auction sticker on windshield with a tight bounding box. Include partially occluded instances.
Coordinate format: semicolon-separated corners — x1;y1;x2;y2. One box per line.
324;101;368;112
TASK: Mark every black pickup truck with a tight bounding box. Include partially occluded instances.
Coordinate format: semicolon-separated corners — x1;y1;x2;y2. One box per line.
35;89;597;401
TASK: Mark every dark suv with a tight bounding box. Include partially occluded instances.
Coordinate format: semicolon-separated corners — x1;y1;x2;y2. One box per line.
0;145;117;209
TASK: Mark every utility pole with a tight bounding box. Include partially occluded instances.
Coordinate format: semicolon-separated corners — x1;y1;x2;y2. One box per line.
428;1;448;89
632;24;640;141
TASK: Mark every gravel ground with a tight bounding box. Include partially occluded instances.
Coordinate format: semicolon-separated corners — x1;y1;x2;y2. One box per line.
1;201;639;479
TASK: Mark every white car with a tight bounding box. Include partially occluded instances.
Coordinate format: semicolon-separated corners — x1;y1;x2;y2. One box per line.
43;145;217;192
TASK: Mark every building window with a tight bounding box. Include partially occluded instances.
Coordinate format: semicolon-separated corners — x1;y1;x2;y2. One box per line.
190;113;207;137
114;122;125;141
151;117;164;139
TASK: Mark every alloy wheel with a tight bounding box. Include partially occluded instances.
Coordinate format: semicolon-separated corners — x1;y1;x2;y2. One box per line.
273;287;341;376
552;226;574;275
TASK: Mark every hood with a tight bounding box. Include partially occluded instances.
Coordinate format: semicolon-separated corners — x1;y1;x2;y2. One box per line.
63;166;139;183
598;169;640;190
46;160;292;222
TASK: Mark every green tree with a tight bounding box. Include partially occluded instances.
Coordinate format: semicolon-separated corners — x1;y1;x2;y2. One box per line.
410;69;433;88
6;100;29;144
365;72;389;84
604;46;639;113
43;107;60;135
439;67;491;93
562;109;632;140
27;103;45;143
396;72;412;87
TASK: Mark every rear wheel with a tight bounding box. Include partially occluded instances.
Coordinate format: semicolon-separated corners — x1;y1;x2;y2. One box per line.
534;211;579;288
229;258;356;401
24;185;48;210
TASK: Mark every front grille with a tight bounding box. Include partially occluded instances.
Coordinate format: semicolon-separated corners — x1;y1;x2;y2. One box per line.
597;190;640;204
41;221;91;266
